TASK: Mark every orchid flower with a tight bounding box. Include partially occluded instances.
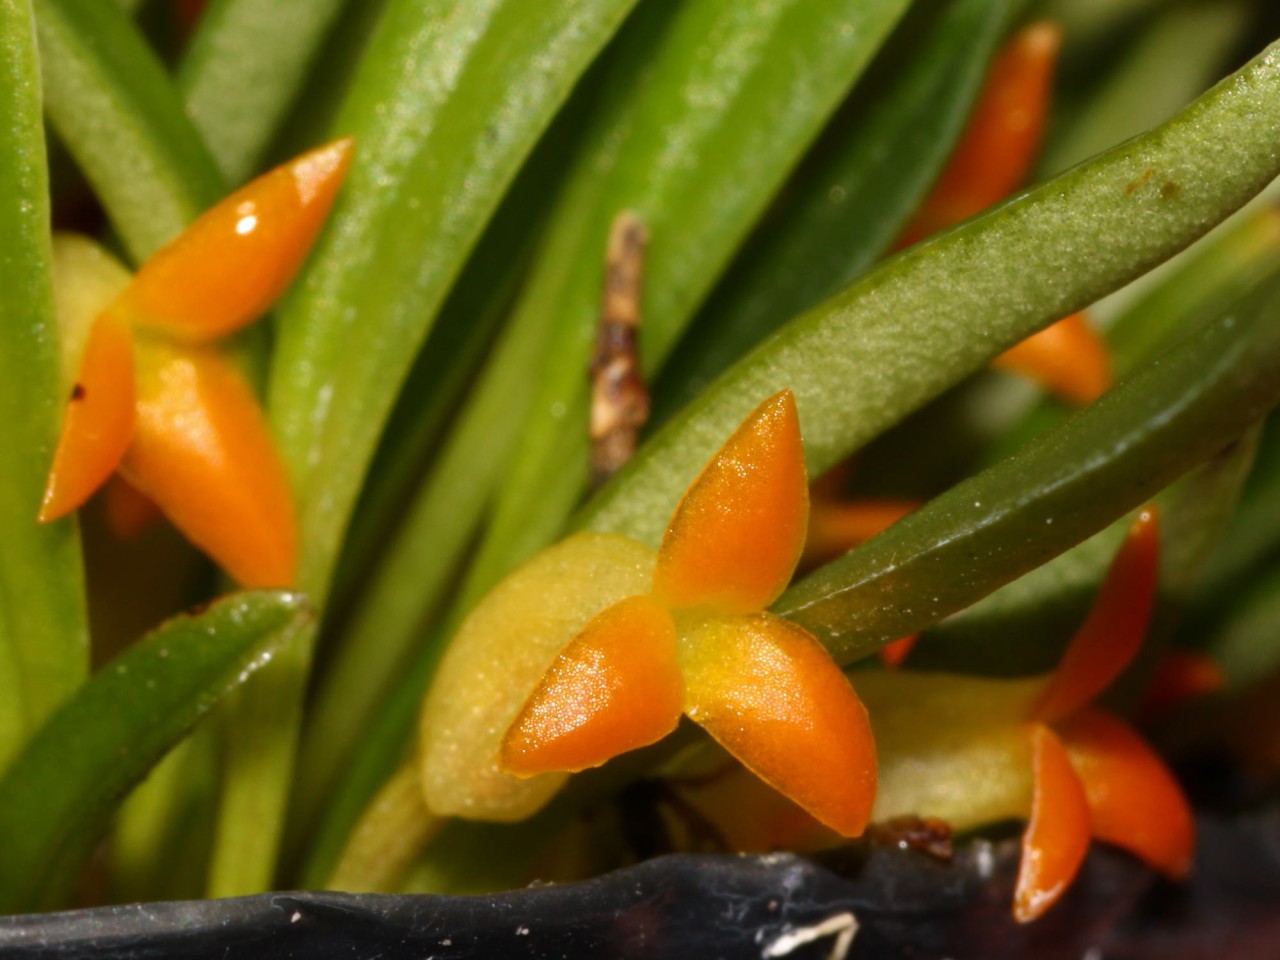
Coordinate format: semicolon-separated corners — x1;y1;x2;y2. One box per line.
420;391;877;837
38;139;353;588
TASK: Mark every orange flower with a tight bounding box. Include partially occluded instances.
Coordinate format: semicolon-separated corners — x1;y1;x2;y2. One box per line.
499;391;878;837
38;139;353;588
1014;508;1193;921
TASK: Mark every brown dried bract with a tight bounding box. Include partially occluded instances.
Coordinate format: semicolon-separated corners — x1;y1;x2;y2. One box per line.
866;814;954;861
589;211;649;488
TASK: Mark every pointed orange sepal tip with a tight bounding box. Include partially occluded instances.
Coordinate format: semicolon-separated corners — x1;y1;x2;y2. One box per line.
500;595;683;777
39;312;137;522
654;390;808;614
1060;707;1194;878
103;475;164;540
1014;723;1091;923
897;21;1062;248
114;138;354;343
120;343;296;588
992;312;1112;405
878;634;917;669
1139;650;1225;721
1033;509;1159;723
680;612;877;837
803;498;918;568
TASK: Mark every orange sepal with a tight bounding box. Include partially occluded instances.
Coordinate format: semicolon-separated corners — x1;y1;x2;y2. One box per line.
653;391;808;614
992;312;1112;405
1033;509;1159;723
679;612;877;837
803;498;918;568
1014;723;1091;923
112;138;353;342
39;312;136;522
878;634;917;669
500;595;683;777
897;21;1062;248
121;342;296;588
1059;707;1194;879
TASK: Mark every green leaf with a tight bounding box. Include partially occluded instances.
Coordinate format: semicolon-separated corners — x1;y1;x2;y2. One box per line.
0;591;310;913
211;0;640;897
178;0;354;183
34;0;224;262
775;267;1280;663
0;0;87;774
580;40;1280;548
656;0;1013;417
463;0;915;606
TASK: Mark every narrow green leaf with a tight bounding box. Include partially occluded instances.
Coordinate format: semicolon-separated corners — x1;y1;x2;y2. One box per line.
0;0;87;773
1209;560;1280;686
178;0;354;184
775;268;1280;662
657;0;1013;415
34;0;224;261
580;41;1280;548
0;592;310;913
211;0;640;897
465;0;915;604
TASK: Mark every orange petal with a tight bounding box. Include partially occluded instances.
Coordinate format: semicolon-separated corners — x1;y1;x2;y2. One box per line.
1059;707;1194;878
992;312;1112;405
39;312;136;522
1033;508;1159;722
878;634;917;669
102;475;164;540
1139;650;1225;721
679;612;877;837
897;21;1062;248
1014;723;1091;923
653;390;808;614
120;342;296;588
803;498;918;568
111;138;353;342
500;595;683;776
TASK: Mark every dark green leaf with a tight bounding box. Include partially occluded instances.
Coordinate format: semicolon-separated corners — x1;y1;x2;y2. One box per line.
776;268;1280;663
0;591;310;913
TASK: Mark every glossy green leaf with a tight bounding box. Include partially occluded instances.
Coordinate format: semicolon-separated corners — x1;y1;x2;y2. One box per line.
462;0;915;607
1208;560;1280;686
0;592;310;913
775;267;1280;663
0;0;88;774
657;0;1013;416
178;0;353;184
34;0;224;262
211;0;640;897
580;41;1280;549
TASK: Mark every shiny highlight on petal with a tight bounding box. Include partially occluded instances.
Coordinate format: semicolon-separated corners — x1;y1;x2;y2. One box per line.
501;595;683;777
680;612;877;837
113;138;354;342
1015;724;1091;923
121;343;296;588
654;390;808;614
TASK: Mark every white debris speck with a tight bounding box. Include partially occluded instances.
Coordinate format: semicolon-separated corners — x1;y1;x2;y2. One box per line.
290;910;302;923
515;925;530;936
